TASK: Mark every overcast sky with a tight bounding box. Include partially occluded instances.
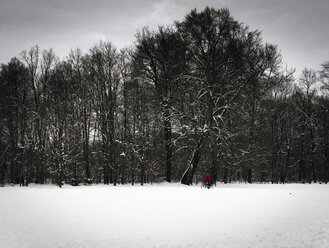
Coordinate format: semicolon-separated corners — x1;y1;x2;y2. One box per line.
1;0;328;77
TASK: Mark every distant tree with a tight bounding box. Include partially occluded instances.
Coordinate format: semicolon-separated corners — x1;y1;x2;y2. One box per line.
68;49;93;183
20;46;57;184
117;48;132;184
316;95;329;183
0;58;29;185
293;68;318;183
85;42;120;185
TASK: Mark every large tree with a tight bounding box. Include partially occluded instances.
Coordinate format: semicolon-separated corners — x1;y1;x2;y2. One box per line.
133;27;187;182
176;7;284;185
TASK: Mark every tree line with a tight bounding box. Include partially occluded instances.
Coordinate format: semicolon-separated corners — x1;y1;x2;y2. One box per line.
1;7;329;187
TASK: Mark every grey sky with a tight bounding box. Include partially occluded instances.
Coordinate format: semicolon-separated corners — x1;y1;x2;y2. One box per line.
1;0;328;77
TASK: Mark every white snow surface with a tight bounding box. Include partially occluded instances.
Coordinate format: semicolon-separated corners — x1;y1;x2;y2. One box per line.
1;183;329;248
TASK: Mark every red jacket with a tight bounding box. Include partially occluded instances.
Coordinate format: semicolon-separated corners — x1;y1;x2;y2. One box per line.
205;174;211;182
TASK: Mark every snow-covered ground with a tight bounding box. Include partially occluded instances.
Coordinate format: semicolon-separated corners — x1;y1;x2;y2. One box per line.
0;183;329;248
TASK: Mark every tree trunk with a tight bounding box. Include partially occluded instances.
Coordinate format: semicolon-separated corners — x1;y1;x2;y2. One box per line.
0;161;5;187
310;129;317;183
164;114;172;183
247;167;252;183
181;135;205;185
281;141;291;184
210;149;217;185
223;167;228;184
83;108;90;179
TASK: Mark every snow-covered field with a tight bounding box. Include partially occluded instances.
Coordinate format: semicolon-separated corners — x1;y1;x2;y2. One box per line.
0;183;329;248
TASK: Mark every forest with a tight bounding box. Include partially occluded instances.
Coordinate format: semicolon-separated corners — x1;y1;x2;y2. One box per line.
1;7;329;187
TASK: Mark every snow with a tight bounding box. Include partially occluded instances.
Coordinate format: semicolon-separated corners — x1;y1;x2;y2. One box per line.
1;183;329;248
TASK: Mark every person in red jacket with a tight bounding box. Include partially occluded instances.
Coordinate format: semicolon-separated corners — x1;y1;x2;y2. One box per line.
205;173;211;189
